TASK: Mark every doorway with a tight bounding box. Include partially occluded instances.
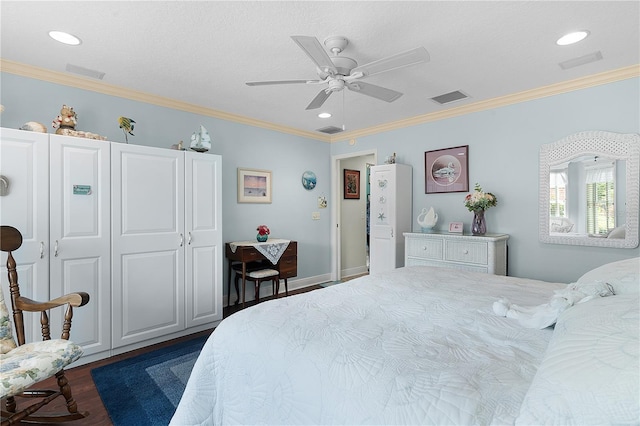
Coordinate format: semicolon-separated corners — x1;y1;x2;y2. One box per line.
330;150;377;282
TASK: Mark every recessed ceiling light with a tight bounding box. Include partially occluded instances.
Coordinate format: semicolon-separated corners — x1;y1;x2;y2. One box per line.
318;112;331;118
49;31;81;46
556;31;589;46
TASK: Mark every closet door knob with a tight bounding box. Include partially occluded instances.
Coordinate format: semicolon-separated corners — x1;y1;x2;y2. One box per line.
54;240;59;257
188;232;192;245
40;241;45;259
179;234;184;247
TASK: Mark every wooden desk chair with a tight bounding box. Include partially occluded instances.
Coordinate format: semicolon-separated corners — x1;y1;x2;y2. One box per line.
0;226;90;426
233;266;280;305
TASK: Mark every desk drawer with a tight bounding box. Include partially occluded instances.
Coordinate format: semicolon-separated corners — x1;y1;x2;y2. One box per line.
445;240;488;265
406;237;443;260
278;255;297;278
283;242;297;256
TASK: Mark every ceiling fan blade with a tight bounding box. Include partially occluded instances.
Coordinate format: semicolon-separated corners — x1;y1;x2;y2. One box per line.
306;89;332;110
246;80;318;86
347;81;403;103
352;47;429;77
291;36;338;75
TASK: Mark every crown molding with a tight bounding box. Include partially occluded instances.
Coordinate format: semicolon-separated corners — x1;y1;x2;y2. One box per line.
0;59;331;143
331;64;640;143
2;59;637;144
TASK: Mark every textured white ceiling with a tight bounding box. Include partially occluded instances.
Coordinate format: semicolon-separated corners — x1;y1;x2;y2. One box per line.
1;1;638;136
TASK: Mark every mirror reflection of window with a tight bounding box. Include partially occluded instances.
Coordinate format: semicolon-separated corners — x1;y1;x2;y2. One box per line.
550;169;568;218
585;160;616;235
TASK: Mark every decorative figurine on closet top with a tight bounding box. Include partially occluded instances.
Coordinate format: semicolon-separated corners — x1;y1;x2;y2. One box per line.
51;104;107;140
190;125;212;152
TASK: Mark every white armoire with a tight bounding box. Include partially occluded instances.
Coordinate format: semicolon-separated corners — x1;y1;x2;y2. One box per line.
369;163;412;274
0;127;223;364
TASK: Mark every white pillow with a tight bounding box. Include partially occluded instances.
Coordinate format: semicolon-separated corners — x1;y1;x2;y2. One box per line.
516;294;639;425
577;257;640;295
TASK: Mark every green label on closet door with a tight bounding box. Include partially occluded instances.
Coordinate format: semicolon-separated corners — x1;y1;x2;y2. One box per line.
73;185;92;195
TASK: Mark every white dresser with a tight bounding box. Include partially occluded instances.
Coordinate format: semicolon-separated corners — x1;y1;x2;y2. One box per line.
404;232;509;275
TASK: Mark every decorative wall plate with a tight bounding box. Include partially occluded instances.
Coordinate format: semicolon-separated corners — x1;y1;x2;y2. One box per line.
302;171;317;190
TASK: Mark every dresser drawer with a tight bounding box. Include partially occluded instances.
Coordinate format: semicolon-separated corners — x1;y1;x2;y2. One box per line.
406;237;443;260
444;240;488;265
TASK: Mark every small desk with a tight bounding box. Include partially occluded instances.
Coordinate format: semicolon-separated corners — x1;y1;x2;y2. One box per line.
225;240;297;307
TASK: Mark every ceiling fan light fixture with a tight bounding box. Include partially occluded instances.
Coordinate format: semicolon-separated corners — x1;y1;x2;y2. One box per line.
556;30;589;46
49;30;81;45
318;112;332;118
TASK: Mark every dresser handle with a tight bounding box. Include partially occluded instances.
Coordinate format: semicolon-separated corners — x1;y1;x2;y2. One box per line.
422;246;427;250
463;249;469;254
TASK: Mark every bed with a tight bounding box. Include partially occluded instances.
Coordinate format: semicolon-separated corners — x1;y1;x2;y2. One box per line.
171;258;639;425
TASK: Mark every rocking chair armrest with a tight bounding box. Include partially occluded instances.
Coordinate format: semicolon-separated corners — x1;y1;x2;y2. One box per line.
16;292;90;312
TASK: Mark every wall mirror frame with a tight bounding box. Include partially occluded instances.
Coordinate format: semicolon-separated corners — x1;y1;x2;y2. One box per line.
539;130;639;248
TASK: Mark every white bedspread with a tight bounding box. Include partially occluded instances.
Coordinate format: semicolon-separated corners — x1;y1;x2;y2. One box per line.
171;266;566;425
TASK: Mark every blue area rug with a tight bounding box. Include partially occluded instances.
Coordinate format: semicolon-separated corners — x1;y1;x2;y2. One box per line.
91;334;209;426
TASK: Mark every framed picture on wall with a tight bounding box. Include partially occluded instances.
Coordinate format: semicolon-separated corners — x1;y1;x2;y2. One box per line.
425;145;469;194
237;168;272;203
344;169;360;199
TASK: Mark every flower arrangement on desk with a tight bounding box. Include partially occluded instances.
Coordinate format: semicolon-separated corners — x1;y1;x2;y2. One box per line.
256;225;270;242
464;183;497;236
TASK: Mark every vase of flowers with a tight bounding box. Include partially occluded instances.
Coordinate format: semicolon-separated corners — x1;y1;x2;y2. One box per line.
256;225;270;242
464;183;497;235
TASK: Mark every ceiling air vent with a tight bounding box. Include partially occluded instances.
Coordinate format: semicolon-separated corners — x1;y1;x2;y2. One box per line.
66;63;105;80
559;51;603;70
317;126;344;134
430;90;469;105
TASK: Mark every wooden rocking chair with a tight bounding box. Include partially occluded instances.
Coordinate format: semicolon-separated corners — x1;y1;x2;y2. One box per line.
0;226;90;426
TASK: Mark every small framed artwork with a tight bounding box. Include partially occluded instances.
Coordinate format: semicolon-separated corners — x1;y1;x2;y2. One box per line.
449;222;464;233
425;145;469;194
343;169;360;199
237;168;272;203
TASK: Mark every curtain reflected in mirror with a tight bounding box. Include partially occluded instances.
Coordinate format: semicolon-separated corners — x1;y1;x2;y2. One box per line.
540;131;639;248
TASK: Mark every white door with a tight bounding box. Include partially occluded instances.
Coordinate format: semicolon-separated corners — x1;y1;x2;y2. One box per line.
0;128;49;343
369;165;397;274
49;135;110;355
185;152;222;327
111;144;185;348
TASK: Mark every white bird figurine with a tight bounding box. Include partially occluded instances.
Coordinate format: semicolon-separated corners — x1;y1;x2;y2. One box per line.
417;207;438;232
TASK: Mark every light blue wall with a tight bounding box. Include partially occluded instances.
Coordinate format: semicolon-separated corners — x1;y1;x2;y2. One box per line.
2;72;638;285
331;77;640;283
0;72;333;300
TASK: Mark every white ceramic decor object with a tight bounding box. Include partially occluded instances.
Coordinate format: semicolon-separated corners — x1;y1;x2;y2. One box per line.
417;207;438;232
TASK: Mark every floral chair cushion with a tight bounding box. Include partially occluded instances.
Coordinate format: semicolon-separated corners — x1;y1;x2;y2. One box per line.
0;339;83;398
0;286;17;354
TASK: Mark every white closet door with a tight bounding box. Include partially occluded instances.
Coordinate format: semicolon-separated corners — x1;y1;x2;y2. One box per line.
0;128;49;342
185;152;222;327
111;144;185;348
49;135;110;355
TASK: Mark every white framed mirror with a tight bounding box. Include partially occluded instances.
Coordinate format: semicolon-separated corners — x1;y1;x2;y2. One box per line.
539;130;639;248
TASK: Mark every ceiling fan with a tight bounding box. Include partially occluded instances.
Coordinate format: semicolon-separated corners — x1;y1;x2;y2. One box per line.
246;36;430;110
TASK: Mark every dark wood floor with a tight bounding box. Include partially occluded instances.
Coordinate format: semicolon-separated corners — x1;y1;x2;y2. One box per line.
2;284;325;426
